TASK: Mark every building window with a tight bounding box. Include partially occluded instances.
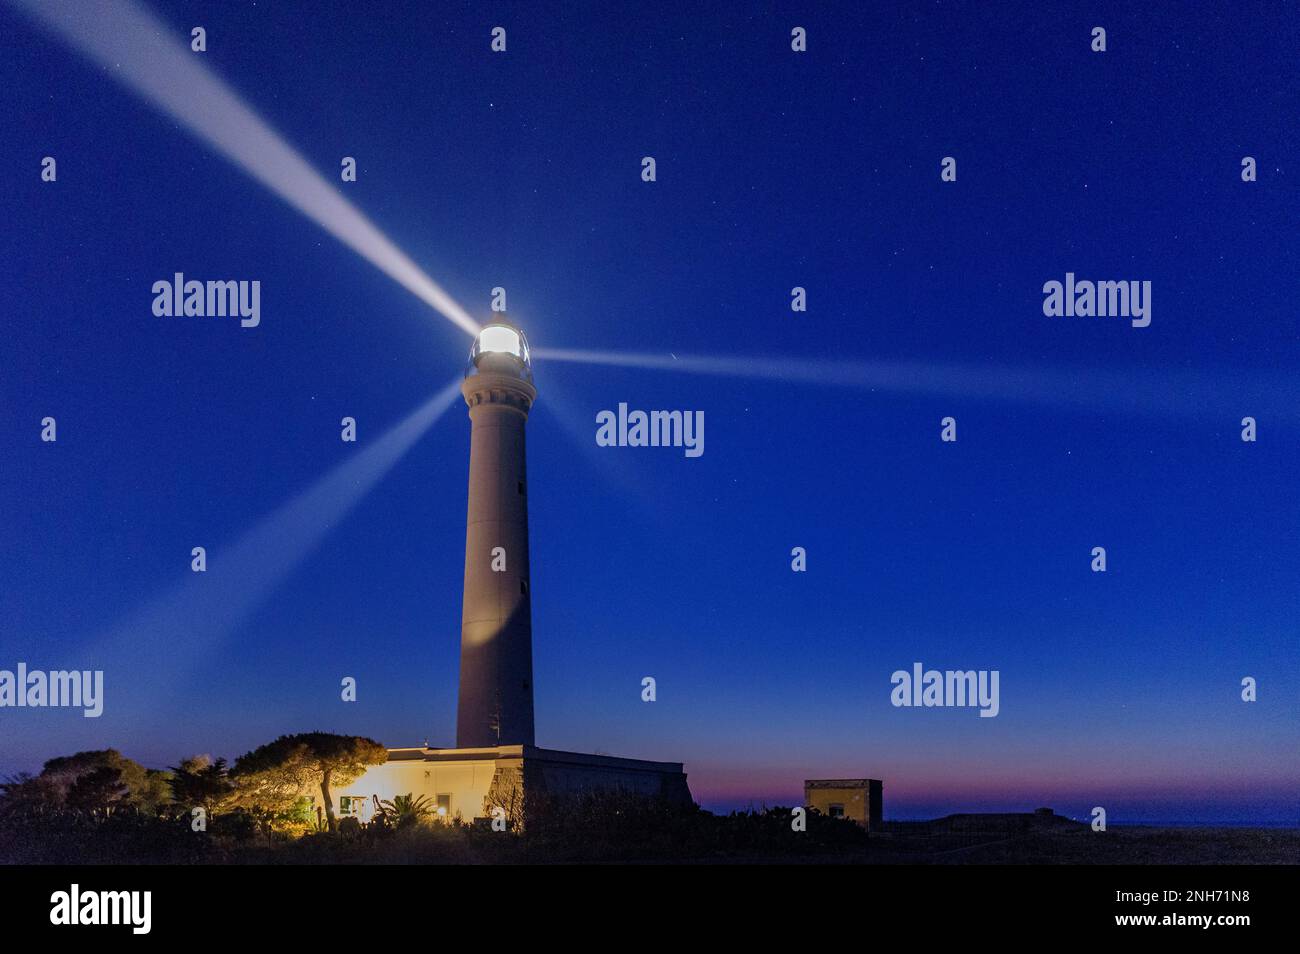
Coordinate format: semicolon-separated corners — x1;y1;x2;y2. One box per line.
520;579;528;595
517;480;525;495
828;803;845;818
436;794;452;819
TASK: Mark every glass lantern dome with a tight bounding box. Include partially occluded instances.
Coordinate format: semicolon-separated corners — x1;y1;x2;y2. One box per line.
467;322;532;380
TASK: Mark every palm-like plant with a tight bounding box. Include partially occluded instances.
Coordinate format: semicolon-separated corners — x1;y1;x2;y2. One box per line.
378;793;434;827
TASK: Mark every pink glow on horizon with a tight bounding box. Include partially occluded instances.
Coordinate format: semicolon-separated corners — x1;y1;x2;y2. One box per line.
687;759;1300;817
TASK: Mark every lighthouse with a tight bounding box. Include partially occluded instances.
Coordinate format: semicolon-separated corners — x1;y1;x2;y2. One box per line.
456;322;537;748
331;321;690;820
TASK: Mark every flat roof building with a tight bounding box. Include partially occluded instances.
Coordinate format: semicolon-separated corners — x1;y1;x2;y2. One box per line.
805;778;883;830
331;745;690;827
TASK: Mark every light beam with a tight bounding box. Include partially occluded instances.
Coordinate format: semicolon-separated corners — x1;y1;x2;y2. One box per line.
533;347;1300;421
8;0;480;337
83;378;464;708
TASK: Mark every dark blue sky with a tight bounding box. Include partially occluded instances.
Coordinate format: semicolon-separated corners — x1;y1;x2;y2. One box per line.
1;1;1297;822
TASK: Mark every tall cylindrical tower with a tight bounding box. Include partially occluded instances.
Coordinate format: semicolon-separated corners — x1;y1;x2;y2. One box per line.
456;323;537;748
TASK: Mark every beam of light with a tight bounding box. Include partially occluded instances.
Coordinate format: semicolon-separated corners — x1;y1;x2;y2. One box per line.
8;0;480;338
82;378;464;712
534;347;1300;421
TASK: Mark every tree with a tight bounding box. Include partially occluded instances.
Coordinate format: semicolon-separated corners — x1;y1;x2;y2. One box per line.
136;769;174;816
228;742;314;822
485;765;528;830
231;733;386;832
33;749;169;816
0;773;62;823
168;755;235;819
65;766;129;820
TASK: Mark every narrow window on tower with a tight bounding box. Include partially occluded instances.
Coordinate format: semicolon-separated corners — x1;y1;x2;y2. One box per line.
520;579;529;596
517;480;525;495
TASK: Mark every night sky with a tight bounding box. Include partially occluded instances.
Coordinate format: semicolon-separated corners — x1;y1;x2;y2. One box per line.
1;1;1297;823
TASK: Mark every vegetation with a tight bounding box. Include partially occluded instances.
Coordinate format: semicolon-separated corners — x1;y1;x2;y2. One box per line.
377;793;434;829
0;733;386;860
168;756;235;819
0;739;872;863
3;741;1295;864
229;733;387;832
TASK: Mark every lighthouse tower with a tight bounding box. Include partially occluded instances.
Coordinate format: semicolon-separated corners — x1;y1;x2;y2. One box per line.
314;320;691;817
456;322;537;748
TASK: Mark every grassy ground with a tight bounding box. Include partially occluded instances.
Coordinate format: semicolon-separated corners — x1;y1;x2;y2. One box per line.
3;813;1297;864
